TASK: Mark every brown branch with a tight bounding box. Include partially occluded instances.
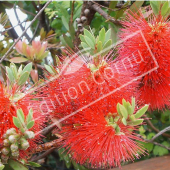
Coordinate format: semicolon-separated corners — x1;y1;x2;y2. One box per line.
70;1;75;26
33;138;63;154
14;6;31;42
144;115;170;138
91;3;121;25
0;0;52;63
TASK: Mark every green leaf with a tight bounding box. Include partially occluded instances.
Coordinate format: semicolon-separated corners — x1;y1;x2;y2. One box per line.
131;97;135;114
153;144;169;156
27;120;34;129
98;28;105;45
134;105;149;119
122;117;127;126
8;159;28;170
63;35;73;48
97;41;102;53
61;16;69;31
79;34;85;42
84;29;95;45
128;119;143;126
10;63;17;80
17;65;23;77
0;164;5;170
17;71;29;86
102;39;112;56
147;132;156;140
105;29;111;44
26;108;33;123
150;1;161;15
141;141;154;152
9;57;28;63
81;42;90;52
126;102;133;115
6;67;15;83
27;162;41;168
22;63;32;74
119;104;128;119
161;2;169;17
44;64;54;74
130;1;144;13
13;117;22;128
84;36;95;49
17;109;25;125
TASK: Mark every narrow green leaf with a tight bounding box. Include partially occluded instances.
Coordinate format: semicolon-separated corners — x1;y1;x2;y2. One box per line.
97;41;102;53
63;35;73;48
17;65;23;77
9;57;28;63
27;162;41;168
128;119;143;126
150;1;161;15
84;35;95;49
134;105;149;119
131;97;135;114
26;108;33;124
79;34;85;42
119;104;128;119
61;16;69;31
117;103;122;116
22;63;32;74
10;63;17;80
17;71;29;86
6;67;15;83
27;120;34;129
98;28;105;45
105;29;111;43
8;159;28;170
103;39;112;51
13;117;22;128
17;109;25;125
44;64;54;74
130;1;144;13
161;2;169;17
84;29;96;44
122;117;127;126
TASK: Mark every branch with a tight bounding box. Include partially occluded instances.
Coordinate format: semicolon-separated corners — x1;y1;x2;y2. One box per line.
0;0;52;63
150;126;170;141
91;3;121;25
144;115;170;138
29;21;40;43
33;138;63;154
14;6;31;41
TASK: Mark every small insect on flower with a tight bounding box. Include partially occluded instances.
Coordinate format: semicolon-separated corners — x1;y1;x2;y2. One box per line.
59;98;148;168
118;10;170;110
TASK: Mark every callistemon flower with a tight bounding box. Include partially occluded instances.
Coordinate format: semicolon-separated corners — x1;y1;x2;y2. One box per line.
46;53;138;120
58;98;148;168
0;83;16;145
118;11;170;110
15;40;48;62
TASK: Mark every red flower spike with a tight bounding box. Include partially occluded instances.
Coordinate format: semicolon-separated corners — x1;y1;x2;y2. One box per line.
59;106;145;168
118;11;170;110
46;53;138;120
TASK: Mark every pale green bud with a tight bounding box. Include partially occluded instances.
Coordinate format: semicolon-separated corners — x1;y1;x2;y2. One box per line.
6;128;16;136
3;139;10;147
24;131;35;139
10;143;19;152
8;135;19;144
1;147;10;155
11;151;19;157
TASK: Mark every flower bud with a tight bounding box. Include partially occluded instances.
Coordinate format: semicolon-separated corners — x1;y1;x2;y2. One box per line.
2;134;8;139
8;135;19;144
19;137;29;150
77;23;82;28
1;147;10;155
11;151;19;157
1;154;9;161
3;139;10;147
81;16;87;23
84;9;90;16
6;128;16;136
24;131;35;139
75;18;81;23
10;143;19;152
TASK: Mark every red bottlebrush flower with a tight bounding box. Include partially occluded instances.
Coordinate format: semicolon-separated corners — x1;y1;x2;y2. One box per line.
0;83;16;145
59;102;145;168
118;11;170;110
46;53;138;121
